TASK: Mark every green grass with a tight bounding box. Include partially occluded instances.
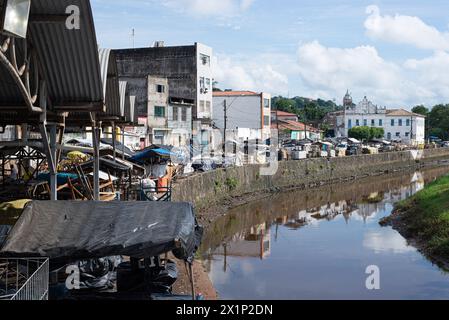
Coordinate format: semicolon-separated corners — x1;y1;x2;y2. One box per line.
396;175;449;257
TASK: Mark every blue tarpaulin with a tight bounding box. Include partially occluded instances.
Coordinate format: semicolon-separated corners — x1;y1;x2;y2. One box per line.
130;148;175;164
37;173;79;186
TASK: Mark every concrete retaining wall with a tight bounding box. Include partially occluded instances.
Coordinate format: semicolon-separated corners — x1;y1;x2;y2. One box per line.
172;148;449;210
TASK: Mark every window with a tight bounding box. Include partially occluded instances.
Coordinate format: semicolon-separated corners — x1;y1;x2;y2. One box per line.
206;78;211;90
172;107;179;121
391;119;395;126
371;119;375;126
356;119;360;126
205;101;211;114
154;130;165;144
199;100;205;113
348;119;352;129
379;119;383;126
387;133;392;140
396;132;400;137
399;119;403;126
405;132;410;137
363;119;368;126
199;77;205;90
200;54;210;66
154;106;165;118
182;107;187;121
156;84;165;93
406;119;411;126
264;98;270;109
264;116;270;126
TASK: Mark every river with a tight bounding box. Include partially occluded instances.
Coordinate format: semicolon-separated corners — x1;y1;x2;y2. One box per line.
200;166;449;300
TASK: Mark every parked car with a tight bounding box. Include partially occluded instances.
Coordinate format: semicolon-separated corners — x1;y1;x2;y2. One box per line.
379;145;395;153
441;141;449;148
346;146;361;156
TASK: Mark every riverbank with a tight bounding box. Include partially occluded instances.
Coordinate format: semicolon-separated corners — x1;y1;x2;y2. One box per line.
173;151;449;299
380;174;449;271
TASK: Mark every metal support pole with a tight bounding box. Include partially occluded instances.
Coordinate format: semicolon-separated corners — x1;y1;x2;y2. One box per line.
92;125;100;201
49;125;57;201
121;127;125;160
112;122;117;161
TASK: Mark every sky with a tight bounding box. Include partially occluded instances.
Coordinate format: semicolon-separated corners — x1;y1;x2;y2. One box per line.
91;0;449;109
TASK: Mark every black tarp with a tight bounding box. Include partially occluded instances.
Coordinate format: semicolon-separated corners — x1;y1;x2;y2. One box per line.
0;201;203;263
0;225;11;248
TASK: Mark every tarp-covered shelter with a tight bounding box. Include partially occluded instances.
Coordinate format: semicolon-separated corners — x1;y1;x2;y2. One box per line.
130;148;176;164
0;201;203;263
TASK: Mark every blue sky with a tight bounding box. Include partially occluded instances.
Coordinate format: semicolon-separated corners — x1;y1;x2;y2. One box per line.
91;0;449;108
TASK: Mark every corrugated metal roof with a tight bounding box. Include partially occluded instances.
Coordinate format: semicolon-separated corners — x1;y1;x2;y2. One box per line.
0;0;104;117
29;0;104;110
119;81;127;117
125;96;137;125
66;49;122;126
99;48;120;119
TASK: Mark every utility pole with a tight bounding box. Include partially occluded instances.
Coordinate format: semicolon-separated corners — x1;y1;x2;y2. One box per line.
223;99;228;161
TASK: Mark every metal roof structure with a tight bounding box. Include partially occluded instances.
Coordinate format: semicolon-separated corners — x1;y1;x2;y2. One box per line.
0;0;130;202
0;0;104;122
66;49;122;126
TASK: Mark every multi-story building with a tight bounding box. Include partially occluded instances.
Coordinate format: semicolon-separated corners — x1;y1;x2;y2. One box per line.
213;91;272;142
114;42;213;148
147;76;193;147
329;92;426;145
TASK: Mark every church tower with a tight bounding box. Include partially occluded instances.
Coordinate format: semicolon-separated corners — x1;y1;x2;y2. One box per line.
343;90;353;110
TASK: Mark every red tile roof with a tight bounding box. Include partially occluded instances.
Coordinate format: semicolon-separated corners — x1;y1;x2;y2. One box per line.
386;109;426;118
272;110;298;117
213;91;260;97
271;120;321;133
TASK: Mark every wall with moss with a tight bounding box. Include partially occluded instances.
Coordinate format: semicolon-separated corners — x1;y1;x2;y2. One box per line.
172;148;449;211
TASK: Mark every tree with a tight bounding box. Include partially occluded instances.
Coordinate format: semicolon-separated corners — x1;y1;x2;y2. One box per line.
273;97;297;114
348;126;385;141
412;105;429;116
371;127;385;139
348;127;372;141
428;104;449;140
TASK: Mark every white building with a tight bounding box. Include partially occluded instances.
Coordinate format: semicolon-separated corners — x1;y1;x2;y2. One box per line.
213;91;272;141
334;92;426;145
147;76;193;147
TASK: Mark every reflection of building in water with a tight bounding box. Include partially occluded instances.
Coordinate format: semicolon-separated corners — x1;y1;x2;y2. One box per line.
387;173;425;202
215;223;271;262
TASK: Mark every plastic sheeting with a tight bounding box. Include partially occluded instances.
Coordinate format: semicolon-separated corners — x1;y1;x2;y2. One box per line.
0;225;11;248
0;201;203;263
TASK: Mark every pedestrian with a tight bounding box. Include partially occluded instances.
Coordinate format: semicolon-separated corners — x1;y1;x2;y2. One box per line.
10;164;18;181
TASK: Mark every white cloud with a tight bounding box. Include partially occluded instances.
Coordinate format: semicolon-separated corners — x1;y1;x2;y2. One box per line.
404;51;449;100
363;230;415;254
162;0;254;17
365;5;449;51
212;53;289;95
295;41;417;105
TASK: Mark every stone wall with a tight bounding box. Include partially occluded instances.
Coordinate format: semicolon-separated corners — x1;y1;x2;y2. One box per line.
172;148;449;210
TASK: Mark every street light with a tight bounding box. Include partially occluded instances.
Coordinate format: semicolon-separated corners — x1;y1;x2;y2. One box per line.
1;0;31;38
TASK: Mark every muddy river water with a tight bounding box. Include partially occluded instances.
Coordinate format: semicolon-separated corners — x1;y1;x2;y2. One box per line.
200;166;449;300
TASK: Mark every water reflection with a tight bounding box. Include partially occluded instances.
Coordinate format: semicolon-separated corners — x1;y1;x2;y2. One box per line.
202;167;449;300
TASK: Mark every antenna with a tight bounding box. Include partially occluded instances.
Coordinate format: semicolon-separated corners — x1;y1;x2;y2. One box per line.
131;28;135;48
